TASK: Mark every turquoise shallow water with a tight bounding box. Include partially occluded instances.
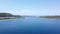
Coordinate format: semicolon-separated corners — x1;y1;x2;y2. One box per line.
0;17;60;34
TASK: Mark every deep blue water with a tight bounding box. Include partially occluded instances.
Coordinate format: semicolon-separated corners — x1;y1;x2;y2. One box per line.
0;17;60;34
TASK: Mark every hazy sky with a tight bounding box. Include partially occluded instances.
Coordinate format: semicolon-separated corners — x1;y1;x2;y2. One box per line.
0;0;60;16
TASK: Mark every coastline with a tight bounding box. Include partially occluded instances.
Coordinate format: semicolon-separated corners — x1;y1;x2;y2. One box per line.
0;17;19;20
39;16;60;18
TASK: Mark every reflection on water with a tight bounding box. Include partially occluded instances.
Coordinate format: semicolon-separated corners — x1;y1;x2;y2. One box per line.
0;17;60;34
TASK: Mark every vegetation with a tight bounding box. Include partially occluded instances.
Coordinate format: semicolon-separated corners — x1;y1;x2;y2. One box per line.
0;13;13;17
40;15;60;18
0;13;22;20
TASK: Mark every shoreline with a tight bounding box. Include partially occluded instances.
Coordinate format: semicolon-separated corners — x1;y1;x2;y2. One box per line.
0;17;19;20
39;16;60;18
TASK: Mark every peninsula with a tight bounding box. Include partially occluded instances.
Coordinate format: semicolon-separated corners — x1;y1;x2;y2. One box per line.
40;15;60;18
0;13;22;20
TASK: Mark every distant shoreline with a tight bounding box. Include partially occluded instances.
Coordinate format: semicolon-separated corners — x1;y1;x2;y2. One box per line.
0;17;19;20
0;13;23;20
39;16;60;18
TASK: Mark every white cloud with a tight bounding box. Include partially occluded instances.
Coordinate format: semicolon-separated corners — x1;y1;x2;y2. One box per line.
0;9;59;16
0;9;39;16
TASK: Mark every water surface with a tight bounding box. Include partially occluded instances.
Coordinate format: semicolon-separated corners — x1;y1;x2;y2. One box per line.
0;17;60;34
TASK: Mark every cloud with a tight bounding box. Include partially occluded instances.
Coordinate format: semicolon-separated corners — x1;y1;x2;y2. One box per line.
0;9;39;16
0;9;59;16
15;9;39;16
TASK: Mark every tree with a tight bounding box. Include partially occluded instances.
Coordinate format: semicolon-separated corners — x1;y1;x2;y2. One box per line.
0;13;13;17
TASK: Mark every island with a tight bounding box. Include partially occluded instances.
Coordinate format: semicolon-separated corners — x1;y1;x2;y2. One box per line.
0;13;23;20
39;15;60;18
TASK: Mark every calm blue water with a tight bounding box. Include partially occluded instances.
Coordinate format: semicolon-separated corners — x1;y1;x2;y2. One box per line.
0;17;60;34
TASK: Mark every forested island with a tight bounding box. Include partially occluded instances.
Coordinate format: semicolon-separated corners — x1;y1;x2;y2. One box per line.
0;13;23;20
40;15;60;18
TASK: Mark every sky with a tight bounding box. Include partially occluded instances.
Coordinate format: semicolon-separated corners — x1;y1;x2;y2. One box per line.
0;0;60;16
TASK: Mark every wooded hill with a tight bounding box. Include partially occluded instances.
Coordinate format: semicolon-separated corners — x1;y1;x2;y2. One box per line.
0;13;21;17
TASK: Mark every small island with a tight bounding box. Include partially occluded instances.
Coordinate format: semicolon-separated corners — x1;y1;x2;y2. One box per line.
0;13;22;20
40;15;60;18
